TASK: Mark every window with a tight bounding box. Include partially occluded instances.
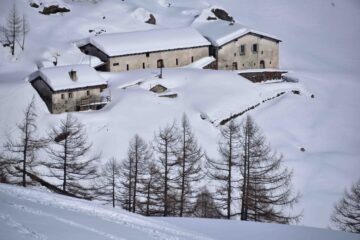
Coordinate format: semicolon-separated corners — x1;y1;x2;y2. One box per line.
113;62;119;66
69;92;73;98
191;56;194;63
61;94;65;99
261;50;264;55
142;62;145;69
240;45;245;55
157;59;164;68
126;64;129;71
176;58;179;66
252;44;258;53
86;90;90;96
146;53;150;58
234;53;236;57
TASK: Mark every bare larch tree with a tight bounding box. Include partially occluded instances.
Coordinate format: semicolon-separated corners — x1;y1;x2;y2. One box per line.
3;97;46;187
137;161;163;216
207;120;242;219
119;134;152;213
94;158;121;208
45;114;99;198
193;187;222;219
176;113;204;216
331;179;360;233
239;115;300;224
153;122;179;216
4;3;22;55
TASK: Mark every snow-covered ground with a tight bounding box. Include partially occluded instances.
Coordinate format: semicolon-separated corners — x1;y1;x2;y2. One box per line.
0;184;358;240
0;0;359;231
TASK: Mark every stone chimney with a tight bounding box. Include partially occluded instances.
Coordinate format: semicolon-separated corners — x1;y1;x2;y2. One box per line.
69;69;77;81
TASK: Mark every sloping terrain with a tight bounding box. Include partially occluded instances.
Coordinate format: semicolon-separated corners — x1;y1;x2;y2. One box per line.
1;184;358;240
0;0;359;230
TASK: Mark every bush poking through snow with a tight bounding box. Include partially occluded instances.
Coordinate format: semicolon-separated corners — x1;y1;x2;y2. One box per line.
146;14;156;25
40;5;70;15
211;8;234;22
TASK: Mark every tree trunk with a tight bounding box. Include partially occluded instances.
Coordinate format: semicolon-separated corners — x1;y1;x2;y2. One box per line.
180;129;186;217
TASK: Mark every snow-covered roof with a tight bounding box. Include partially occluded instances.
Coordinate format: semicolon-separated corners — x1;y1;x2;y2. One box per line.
29;65;107;92
87;27;211;57
195;21;281;47
185;56;216;69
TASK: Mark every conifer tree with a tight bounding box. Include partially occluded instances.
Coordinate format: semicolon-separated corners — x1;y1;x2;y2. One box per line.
45;114;99;198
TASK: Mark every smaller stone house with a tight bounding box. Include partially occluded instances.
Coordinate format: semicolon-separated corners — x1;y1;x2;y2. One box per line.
79;27;211;72
195;21;281;71
29;65;108;114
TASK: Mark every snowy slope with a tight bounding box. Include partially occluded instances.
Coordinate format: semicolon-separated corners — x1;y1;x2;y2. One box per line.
0;0;359;230
0;184;211;240
1;184;358;240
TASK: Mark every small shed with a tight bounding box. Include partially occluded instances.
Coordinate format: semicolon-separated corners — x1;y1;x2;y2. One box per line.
29;64;109;114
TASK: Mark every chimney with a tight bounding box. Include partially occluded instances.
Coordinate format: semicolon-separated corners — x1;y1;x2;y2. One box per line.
69;69;77;81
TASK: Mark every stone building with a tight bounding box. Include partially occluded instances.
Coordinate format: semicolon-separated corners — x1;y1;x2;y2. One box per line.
79;27;211;72
195;21;281;71
29;65;109;114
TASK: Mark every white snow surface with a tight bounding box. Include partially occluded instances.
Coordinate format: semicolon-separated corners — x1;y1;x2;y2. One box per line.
0;184;358;240
0;0;359;231
29;64;107;91
194;20;280;47
88;27;210;57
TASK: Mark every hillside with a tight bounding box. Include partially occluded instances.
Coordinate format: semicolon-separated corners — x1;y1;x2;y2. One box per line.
0;184;358;240
0;0;359;230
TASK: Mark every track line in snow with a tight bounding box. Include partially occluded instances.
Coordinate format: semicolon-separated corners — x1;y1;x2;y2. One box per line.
0;213;47;240
8;203;126;240
0;186;211;240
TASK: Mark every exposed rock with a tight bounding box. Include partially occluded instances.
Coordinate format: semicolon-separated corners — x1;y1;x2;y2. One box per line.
40;5;70;15
211;8;234;22
145;14;156;25
207;16;217;21
159;93;178;98
150;84;167;93
292;90;300;95
30;2;39;8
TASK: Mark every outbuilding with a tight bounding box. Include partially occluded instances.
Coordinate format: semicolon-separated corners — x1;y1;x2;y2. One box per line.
29;65;109;114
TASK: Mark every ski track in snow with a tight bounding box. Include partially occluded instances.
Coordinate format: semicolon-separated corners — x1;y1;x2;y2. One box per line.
0;213;47;240
7;203;125;240
0;186;211;240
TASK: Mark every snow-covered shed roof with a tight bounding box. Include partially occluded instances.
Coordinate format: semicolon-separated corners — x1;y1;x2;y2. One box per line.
87;27;211;57
195;21;281;47
29;65;107;92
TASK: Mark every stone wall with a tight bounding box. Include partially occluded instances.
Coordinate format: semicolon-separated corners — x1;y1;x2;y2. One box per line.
239;71;287;82
108;46;209;72
216;33;279;70
52;87;104;114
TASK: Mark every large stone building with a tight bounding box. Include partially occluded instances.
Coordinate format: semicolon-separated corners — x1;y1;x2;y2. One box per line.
29;65;109;114
79;22;281;73
79;27;211;72
195;21;281;70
